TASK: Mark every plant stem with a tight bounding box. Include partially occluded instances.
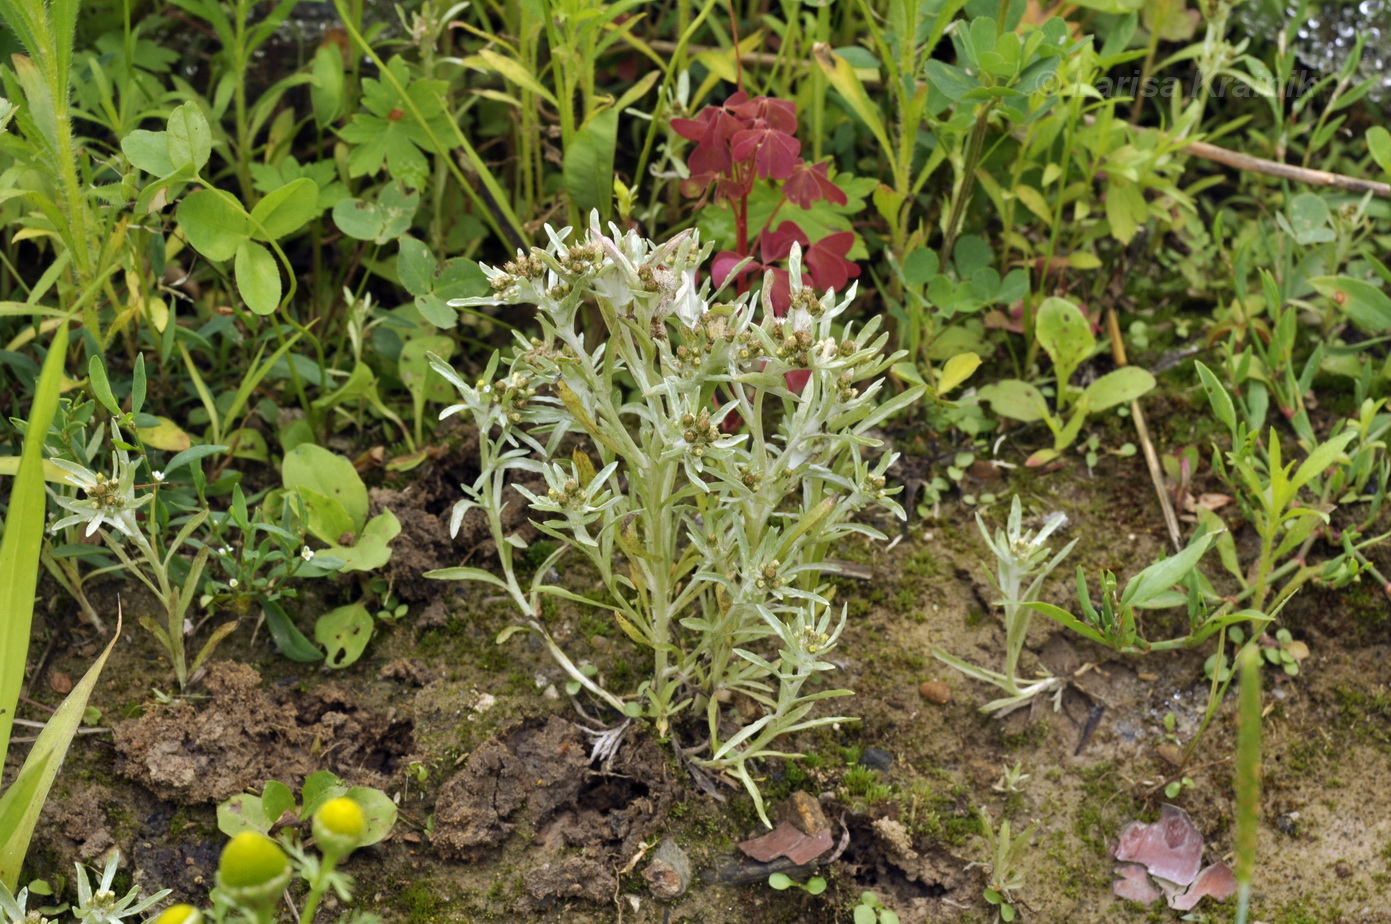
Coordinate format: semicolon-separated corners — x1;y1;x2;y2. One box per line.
940;103;992;269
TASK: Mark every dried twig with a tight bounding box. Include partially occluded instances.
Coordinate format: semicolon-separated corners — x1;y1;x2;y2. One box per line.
1184;139;1390;198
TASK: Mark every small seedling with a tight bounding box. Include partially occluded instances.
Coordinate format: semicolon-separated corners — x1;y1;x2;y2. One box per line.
1165;776;1197;799
854;890;901;924
992;762;1032;793
1261;628;1308;676
768;872;827;895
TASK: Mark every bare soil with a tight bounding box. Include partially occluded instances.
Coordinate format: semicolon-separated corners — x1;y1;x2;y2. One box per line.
9;433;1391;924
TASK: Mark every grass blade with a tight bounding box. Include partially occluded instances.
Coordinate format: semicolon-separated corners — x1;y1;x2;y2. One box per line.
1234;641;1262;924
0;323;69;775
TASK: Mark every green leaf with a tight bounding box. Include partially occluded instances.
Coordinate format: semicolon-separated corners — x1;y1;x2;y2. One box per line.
1290;430;1356;494
1034;296;1095;391
1104;178;1146;244
0;323;67;791
471;48;558;105
216;793;273;837
331;181;419;244
311;43;345;127
1083;366;1156;411
178;189;251;261
924;60;979;101
235;239;281;315
1309;275;1391;333
425;566;510;588
0;606;118;890
397;235;438;297
314;602;374;669
282;444;369;533
87;354;120;415
301;771;346;818
121;129;174;176
812;43;893;158
162;444;229;478
978;380;1050;422
260;780;296;825
344;786;398;845
937;351;980;395
1285;192;1335;245
131;353;147;416
261;598;324;662
563;108;618;222
166;101;212;172
1120;532;1215;609
324;509;401;572
249;177;319;240
298;488;356;546
1194;361;1236;434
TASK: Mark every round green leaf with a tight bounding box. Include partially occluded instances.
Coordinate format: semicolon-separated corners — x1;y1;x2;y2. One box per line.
344;786;398;845
166;102;212;173
235;240;282;315
282;444;368;533
250;177;320;241
314;602;374;669
179;189;251;262
397;235;437;297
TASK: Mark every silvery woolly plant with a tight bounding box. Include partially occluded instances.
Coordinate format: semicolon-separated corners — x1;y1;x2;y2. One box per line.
933;496;1077;716
429;214;922;823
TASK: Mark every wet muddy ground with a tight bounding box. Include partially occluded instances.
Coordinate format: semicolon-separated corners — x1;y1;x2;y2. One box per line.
10;428;1391;924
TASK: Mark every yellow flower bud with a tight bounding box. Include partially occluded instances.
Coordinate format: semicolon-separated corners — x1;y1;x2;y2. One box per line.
153;905;202;924
217;832;290;908
312;797;366;859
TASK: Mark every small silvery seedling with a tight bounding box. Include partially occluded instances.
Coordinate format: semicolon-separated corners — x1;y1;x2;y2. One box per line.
71;850;171;924
933;496;1077;715
429;214;922;824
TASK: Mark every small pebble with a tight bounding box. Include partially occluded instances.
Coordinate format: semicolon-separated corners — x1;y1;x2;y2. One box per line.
859;747;894;771
919;680;953;704
1335;861;1353;879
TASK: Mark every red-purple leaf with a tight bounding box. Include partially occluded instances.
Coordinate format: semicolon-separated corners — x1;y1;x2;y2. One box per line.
803;232;860;293
784;160;847;208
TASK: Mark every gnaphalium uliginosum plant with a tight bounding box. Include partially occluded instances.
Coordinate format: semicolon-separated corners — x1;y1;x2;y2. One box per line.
429;214;923;823
48;419;215;689
932;496;1077;716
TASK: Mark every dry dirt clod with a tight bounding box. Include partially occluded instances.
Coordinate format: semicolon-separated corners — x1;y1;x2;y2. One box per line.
918;680;953;704
777;790;829;837
642;838;692;900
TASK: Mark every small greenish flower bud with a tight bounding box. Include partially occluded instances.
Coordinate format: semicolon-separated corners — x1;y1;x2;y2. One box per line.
153;905;203;924
313;796;366;859
217;831;291;908
681;413;695;427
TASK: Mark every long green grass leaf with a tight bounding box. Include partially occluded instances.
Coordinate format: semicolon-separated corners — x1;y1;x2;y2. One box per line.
0;606;120;891
0;323;69;775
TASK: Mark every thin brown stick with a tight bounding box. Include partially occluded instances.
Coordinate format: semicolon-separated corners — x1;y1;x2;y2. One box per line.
1106;304;1183;553
1183;139;1390;198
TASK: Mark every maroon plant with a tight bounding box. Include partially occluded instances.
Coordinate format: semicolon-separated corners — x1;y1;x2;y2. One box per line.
671;91;858;317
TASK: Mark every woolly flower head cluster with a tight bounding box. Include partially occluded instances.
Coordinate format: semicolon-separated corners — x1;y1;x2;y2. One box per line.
49;422;153;540
452;213;713;330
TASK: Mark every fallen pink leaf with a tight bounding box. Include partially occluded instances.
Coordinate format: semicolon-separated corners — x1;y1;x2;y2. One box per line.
737;820;834;865
1113;804;1204;886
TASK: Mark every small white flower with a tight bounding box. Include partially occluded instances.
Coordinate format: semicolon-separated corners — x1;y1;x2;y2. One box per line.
229;578;239;589
151;470;165;483
300;545;315;562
